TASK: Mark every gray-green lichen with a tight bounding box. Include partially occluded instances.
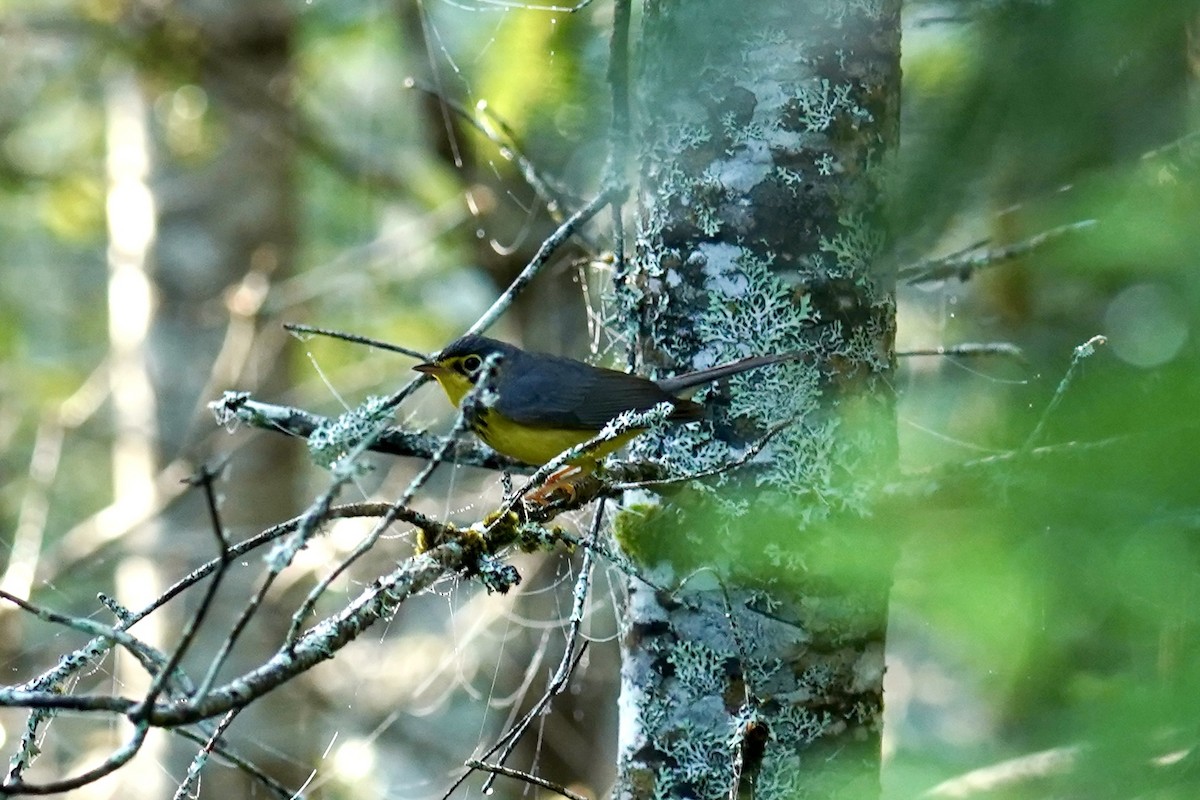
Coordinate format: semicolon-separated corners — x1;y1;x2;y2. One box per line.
617;0;898;531
306;394;393;476
614;2;900;799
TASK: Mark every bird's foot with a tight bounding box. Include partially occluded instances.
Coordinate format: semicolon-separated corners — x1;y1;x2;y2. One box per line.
524;466;604;510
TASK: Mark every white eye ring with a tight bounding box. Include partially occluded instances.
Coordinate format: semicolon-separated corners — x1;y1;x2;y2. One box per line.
462;354;483;375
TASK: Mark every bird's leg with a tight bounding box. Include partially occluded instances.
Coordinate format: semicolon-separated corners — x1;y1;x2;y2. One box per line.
525;464;586;506
526;454;621;508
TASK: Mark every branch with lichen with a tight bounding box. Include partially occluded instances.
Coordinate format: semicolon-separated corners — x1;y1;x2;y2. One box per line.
0;484;578;795
210;391;529;473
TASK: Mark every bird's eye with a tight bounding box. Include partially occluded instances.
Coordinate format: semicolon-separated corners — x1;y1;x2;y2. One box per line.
461;354;483;375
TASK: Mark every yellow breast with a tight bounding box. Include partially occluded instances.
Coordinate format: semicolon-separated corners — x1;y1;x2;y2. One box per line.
473;408;638;467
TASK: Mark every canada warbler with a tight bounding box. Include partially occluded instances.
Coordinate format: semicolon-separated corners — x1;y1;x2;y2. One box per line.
415;335;796;469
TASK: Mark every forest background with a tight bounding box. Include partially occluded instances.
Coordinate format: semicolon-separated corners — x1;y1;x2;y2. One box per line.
1;0;1199;798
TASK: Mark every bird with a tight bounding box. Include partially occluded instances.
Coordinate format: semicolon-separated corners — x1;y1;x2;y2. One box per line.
414;334;797;471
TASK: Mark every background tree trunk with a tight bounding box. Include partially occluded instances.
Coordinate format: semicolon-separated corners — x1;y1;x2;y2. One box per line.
134;1;305;794
613;2;901;798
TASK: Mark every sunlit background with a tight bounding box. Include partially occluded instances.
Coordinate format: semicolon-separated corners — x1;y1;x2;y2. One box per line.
1;0;1198;798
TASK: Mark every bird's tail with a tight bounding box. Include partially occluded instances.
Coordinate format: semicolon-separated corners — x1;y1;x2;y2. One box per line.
656;351;806;396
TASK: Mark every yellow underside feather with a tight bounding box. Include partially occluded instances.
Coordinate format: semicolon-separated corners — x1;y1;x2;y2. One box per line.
427;368;639;467
474;409;639;467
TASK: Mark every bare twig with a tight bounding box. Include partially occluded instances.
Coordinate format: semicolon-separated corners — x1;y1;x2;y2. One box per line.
878;424;1198;511
204;375;461;699
173;722;294;799
1;500;450;738
466;759;589;800
202;387;450;697
0;590;171;681
173;709;243;800
610;417;799;492
477;500;604;795
1;424;63;603
135;464;234;719
1;723;148;796
1139;127;1200;164
466;187;618;338
0;529;494;727
606;0;632;190
283;322;429;361
401;77;602;259
606;0;634;370
1023;335;1107;450
899;219;1098;285
142;502;441;632
194;471;358;701
474;98;577;222
898;342;1025;361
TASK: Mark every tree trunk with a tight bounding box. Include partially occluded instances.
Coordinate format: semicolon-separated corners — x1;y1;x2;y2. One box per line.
613;2;901;798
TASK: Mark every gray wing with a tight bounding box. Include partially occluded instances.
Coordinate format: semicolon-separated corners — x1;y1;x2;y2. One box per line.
494;351;700;429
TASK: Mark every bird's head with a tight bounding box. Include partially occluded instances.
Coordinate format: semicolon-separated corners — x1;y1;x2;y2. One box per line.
413;335;513;406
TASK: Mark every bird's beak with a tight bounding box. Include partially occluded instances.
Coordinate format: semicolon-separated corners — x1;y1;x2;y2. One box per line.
413;362;444;376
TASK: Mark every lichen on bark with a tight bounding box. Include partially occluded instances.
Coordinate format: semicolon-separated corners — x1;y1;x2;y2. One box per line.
611;1;901;798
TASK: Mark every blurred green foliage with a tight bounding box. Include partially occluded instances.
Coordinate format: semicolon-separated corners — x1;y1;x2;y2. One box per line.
888;1;1200;796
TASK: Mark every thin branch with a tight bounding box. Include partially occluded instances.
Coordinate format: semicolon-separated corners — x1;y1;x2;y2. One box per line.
172;709;243;800
1;423;62;602
899;219;1098;285
283;322;429;361
3;503;445;715
476;99;577;222
606;0;633;192
926;746;1080;798
195;500;342;700
138;503;439;631
1;532;488;726
480;500;604;793
194;444;379;700
879;424;1199;511
1139;127;1200;164
0;590;172;681
466;187;617;337
134;464;234;720
445;502;605;800
4;702;54;785
466;760;589;800
605;0;634;368
209;391;528;473
1023;335;1107;450
403;77;580;227
610;417;799;491
173;722;294;800
898;342;1026;361
1;723;148;796
284;355;504;644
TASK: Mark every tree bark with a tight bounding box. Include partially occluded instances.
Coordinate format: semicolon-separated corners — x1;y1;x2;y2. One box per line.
613;2;901;798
